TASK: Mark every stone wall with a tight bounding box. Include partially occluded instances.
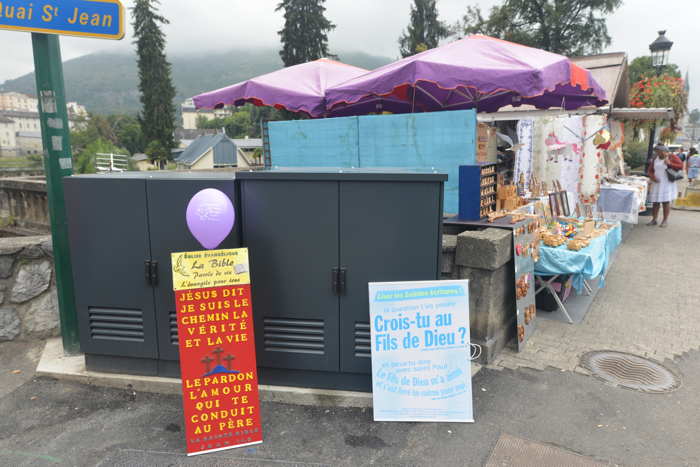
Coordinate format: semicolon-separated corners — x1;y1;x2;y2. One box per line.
442;228;516;364
0;235;59;342
0;177;49;232
0;169;45;178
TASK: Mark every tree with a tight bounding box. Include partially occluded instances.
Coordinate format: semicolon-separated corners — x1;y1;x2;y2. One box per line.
628;56;681;85
276;0;335;67
113;116;146;155
70;115;114;151
70;114;145;156
73;138;127;174
145;140;170;169
687;108;699;125
398;0;449;58
197;105;285;138
132;0;177;159
195;115;210;130
460;0;622;56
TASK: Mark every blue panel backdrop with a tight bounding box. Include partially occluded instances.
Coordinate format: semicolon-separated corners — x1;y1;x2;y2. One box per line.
268;117;360;167
358;111;476;213
268;110;477;213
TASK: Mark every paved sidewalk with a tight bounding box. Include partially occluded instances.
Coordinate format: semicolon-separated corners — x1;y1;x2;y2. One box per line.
1;211;699;466
3;346;700;466
492;210;700;373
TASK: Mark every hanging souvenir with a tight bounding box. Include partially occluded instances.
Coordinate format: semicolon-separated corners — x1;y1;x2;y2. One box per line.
578;115;607;204
514;120;534;191
553;116;584;196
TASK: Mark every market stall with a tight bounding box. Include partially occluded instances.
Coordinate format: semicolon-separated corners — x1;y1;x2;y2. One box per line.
534;219;622;323
190;37;667;365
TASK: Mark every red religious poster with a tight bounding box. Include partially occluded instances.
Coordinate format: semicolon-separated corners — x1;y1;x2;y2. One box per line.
171;248;262;456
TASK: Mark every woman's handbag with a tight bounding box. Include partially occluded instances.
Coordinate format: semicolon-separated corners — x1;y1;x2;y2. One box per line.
666;167;684;182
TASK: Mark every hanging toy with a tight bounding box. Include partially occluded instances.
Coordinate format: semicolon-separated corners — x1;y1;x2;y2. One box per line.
561;222;576;238
593;129;612;150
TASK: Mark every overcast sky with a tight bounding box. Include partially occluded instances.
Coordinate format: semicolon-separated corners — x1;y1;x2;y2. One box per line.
1;0;698;109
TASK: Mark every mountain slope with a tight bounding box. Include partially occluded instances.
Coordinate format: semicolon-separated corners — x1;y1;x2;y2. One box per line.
1;49;393;115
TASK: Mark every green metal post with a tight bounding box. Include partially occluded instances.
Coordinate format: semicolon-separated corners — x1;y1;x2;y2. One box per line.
31;33;79;354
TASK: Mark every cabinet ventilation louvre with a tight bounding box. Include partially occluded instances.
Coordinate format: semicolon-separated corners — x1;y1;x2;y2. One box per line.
354;322;371;358
88;307;145;342
263;317;325;355
169;311;178;345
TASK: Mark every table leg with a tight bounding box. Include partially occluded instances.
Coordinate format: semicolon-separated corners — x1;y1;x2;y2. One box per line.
535;276;574;324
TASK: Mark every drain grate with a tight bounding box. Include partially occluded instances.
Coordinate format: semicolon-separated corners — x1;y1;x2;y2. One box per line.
580;351;681;393
485;433;609;467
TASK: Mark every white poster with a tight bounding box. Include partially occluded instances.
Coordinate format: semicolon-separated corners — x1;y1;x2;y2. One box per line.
368;280;473;422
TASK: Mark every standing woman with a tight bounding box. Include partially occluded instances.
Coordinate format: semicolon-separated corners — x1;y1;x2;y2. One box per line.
687;147;700;183
646;145;684;227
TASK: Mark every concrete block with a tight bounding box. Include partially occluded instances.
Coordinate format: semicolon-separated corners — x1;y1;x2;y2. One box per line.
442;235;457;253
458;262;515;343
441;251;454;275
455;228;512;270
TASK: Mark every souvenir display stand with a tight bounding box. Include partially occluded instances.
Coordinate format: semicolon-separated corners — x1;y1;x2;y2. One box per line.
458;163;498;220
597;176;649;224
534;220;622;323
512;217;539;349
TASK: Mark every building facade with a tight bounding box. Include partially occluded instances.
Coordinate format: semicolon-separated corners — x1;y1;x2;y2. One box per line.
16;132;43;156
0;92;88;157
0;116;17;157
0;92;87;117
0;92;38;113
181;98;233;130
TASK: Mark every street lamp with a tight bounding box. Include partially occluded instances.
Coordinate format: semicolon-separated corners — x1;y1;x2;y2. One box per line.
649;30;673;71
646;30;674;162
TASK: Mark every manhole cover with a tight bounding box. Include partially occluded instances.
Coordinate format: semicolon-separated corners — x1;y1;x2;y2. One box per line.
485;433;609;467
580;351;681;393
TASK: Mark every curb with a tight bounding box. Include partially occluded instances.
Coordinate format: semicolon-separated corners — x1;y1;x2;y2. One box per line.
36;338;481;408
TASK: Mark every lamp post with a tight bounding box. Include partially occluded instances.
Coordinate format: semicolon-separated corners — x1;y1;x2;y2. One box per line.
646;30;674;161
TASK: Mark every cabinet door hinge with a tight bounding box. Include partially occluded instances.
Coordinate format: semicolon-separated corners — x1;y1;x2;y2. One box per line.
338;267;347;296
145;260;152;285
332;267;340;295
150;260;159;286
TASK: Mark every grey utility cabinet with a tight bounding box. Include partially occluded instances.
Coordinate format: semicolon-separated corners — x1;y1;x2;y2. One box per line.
64;171;241;377
64;169;446;391
236;170;446;391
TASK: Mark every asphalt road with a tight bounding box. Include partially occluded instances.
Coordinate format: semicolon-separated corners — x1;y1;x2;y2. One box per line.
1;340;699;466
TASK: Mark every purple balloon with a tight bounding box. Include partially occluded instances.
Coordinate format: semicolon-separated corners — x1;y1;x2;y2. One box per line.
186;188;235;250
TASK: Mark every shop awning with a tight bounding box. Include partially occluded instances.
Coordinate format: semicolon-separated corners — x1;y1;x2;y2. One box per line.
609;107;675;121
478;107;599;122
477;106;674;122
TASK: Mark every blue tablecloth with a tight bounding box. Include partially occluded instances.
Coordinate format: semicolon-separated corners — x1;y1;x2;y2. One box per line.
535;223;622;292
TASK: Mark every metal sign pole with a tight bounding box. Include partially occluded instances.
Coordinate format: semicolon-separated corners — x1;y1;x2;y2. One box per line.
31;33;79;354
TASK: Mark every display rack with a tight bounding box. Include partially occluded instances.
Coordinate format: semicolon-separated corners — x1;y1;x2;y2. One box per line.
458;163;498;220
512;217;539;350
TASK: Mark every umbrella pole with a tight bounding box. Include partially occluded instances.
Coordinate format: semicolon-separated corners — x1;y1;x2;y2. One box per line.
411;85;416;113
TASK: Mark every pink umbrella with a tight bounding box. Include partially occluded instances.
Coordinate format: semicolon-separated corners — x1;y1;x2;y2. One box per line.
192;58;368;117
325;35;607;116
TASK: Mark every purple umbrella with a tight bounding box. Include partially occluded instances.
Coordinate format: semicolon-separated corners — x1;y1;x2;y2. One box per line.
325;35;607;116
193;58;368;117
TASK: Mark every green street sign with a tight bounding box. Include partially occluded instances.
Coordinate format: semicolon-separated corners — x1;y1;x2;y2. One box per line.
0;0;124;40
